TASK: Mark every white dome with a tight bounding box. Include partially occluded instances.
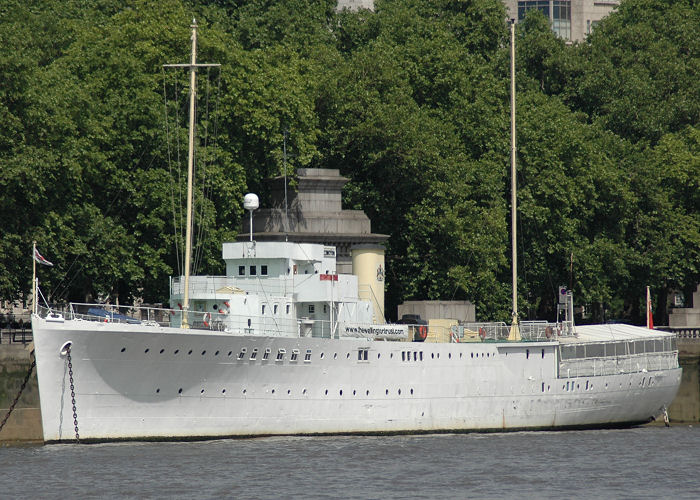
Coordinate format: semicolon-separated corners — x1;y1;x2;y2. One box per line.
243;193;259;211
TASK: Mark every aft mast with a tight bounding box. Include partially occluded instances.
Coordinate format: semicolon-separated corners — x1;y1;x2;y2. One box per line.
508;19;521;341
164;20;220;328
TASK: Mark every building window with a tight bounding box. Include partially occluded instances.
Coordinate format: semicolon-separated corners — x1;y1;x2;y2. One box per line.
518;0;571;40
238;265;245;276
261;265;268;276
249;265;257;276
309;304;315;314
552;1;571;40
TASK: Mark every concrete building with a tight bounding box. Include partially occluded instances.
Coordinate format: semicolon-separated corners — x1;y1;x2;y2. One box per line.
502;1;619;42
336;0;374;12
669;285;700;328
337;1;619;43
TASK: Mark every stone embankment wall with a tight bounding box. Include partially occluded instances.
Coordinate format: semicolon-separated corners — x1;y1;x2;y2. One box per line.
669;338;700;423
0;344;42;444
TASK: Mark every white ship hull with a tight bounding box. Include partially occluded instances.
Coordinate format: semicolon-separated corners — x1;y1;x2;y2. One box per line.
32;316;681;442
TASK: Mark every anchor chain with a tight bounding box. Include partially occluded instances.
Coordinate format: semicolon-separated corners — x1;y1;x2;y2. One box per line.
0;352;36;434
66;345;80;442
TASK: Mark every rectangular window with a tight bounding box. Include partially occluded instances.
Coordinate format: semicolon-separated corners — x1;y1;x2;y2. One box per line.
238;265;245;276
308;304;315;314
237;348;247;360
251;348;258;360
276;349;286;361
263;348;270;360
261;305;266;315
291;349;299;361
304;349;312;361
249;265;257;276
261;265;268;276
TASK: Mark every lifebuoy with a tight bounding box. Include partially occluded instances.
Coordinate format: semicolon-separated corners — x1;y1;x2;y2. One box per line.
545;326;553;339
479;327;486;340
418;325;428;341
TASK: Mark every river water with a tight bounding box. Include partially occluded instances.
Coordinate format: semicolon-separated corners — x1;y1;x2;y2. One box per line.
1;426;698;499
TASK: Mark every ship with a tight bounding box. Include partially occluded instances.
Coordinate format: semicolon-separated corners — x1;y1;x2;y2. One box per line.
30;22;681;443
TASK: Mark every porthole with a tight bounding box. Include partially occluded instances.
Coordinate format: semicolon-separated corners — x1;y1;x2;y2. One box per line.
431;353;435;359
178;388;183;394
156;388;160;393
398;389;401;395
200;389;205;394
271;389;275;394
390;353;393;359
287;389;291;394
385;389;389;395
222;389;226;394
303;389;307;394
353;390;356;396
448;353;451;359
188;350;193;355
346;352;350;359
460;353;463;358
228;351;233;356
366;390;370;395
334;353;338;359
378;353;381;359
243;389;247;394
120;347;126;353
201;350;206;355
174;349;179;355
410;388;414;395
214;350;219;356
541;349;545;359
471;353;473;358
160;349;165;354
325;389;328;395
320;353;325;359
340;390;343;396
145;348;150;353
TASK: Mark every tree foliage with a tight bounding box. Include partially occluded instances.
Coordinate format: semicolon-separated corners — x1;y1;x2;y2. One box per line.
1;0;698;324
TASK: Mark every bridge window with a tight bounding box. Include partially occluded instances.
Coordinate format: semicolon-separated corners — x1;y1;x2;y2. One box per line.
261;265;268;276
238;265;245;276
249;265;257;276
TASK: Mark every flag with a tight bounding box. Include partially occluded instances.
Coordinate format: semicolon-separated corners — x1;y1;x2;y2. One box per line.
33;247;53;266
646;286;654;330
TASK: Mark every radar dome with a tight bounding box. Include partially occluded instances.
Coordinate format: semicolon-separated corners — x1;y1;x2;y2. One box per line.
243;193;259;211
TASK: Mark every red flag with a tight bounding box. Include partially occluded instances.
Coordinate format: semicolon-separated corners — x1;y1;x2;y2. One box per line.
33;247;53;266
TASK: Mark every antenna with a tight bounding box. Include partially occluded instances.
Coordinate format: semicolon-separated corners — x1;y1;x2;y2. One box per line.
283;129;289;242
244;193;259;242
